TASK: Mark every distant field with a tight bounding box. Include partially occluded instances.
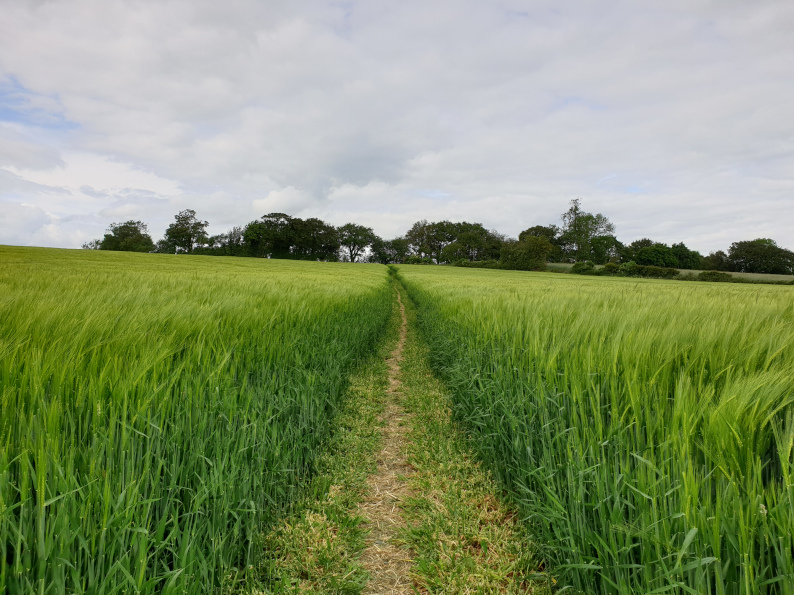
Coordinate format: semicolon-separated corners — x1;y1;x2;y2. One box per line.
0;246;390;594
398;265;794;594
547;260;794;281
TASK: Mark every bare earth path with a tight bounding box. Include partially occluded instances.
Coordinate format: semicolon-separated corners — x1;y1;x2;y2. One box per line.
358;289;415;594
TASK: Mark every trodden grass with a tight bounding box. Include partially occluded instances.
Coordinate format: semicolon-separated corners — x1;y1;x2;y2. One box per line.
248;279;402;594
395;281;551;594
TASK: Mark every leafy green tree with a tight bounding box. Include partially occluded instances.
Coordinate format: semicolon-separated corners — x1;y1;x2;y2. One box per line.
454;223;505;261
97;220;155;252
703;250;730;271
499;236;553;270
558;199;615;261
727;238;794;274
157;209;209;253
405;220;458;263
671;242;703;270
619;238;654;262
243;213;339;261
590;235;623;265
519;225;563;261
290;217;340;261
337;223;376;262
243;213;293;258
194;226;245;256
369;236;411;264
406;220;505;263
635;243;678;268
405;220;432;260
81;239;101;250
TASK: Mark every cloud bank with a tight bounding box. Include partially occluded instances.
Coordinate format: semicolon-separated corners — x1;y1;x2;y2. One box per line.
1;0;792;252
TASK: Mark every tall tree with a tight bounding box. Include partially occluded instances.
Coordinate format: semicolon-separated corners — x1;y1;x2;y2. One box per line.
499;236;553;270
671;242;703;270
558;198;615;262
520;225;563;262
369;236;411;264
291;217;340;261
243;213;294;258
195;226;245;256
703;250;730;271
337;223;376;262
98;220;155;252
158;209;209;253
590;235;623;265
635;243;678;268
620;238;654;262
727;239;794;274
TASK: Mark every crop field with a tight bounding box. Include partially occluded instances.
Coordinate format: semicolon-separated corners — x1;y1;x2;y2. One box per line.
3;247;794;594
0;247;390;594
398;265;794;594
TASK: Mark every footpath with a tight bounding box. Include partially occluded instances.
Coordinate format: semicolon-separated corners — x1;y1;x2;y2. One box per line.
251;281;550;594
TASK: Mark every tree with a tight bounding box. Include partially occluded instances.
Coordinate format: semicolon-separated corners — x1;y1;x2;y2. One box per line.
635;243;678;268
243;213;293;258
98;220;155;252
519;225;563;262
703;250;730;271
671;242;703;270
243;213;339;261
158;209;209;253
619;238;654;263
194;226;245;256
81;239;101;250
590;235;623;265
405;220;505;263
499;237;553;271
337;223;376;262
405;220;458;263
290;217;339;261
369;236;411;264
727;239;794;274
453;223;505;261
558;198;615;261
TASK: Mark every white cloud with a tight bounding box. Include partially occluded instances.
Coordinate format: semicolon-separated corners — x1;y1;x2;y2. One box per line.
0;0;792;251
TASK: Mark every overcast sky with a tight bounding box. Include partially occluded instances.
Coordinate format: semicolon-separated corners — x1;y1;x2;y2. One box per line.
1;0;792;253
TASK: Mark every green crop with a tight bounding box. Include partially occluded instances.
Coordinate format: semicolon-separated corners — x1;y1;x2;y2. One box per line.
0;246;390;594
397;265;794;594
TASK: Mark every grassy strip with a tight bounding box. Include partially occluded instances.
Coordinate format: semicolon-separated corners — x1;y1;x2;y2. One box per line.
395;284;552;594
244;284;402;594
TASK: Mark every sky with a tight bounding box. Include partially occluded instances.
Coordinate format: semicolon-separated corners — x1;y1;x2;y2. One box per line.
1;0;792;253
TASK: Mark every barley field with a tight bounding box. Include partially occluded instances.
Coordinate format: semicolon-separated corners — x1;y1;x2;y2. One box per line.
0;246;390;594
398;265;794;594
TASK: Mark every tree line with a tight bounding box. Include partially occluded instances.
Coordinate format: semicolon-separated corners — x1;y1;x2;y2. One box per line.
83;199;794;275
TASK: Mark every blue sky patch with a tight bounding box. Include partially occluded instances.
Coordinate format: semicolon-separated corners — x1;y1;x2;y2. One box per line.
0;78;79;131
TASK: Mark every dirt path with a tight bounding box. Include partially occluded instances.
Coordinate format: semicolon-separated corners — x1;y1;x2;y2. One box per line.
358;289;415;594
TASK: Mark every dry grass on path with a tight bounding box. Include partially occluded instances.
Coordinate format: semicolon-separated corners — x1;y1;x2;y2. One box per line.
395;283;552;594
358;289;415;594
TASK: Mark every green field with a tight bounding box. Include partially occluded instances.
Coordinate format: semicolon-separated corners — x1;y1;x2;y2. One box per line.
0;247;390;593
398;265;794;594
2;248;794;594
